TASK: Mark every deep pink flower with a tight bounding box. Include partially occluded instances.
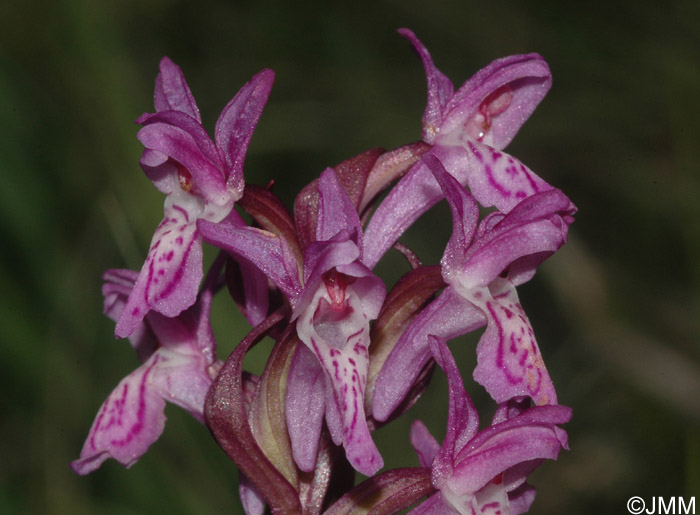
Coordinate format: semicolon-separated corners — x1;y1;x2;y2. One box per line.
373;156;575;421
115;57;274;338
199;168;386;476
409;336;570;514
71;268;221;474
363;29;559;269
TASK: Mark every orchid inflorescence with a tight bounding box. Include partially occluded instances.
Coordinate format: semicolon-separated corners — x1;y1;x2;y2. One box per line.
72;29;576;514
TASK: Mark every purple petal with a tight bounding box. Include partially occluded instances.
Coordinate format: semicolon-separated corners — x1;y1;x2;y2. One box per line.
365;265;444;414
361;145;466;269
398;29;455;144
137;112;230;206
240;259;270;326
239;474;266;515
316;168;363;248
215;69;275;197
153;57;201;122
456;190;571;290
198;219;302;300
372;288;484;422
423;154;479;280
360;142;431;214
428;336;479;473
296;282;383;475
464;278;558;405
115;200;203;338
459;140;552;213
301;235;360;290
150;346;213;423
450;407;569;496
440;54;551;150
508;483;537;514
286;344;327;472
102;269;158;361
238;183;304;271
409;420;440;468
137;148;178;196
71;354;166;475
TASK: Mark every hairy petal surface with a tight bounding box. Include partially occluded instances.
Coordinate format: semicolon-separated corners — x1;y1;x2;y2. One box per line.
458;278;557;405
116;193;204;338
153;56;201;121
71;354;166;475
372;287;484;422
215;68;275;197
285;344;327;473
296;282;383;476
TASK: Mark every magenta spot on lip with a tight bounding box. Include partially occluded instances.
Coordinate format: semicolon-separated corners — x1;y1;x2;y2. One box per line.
171;205;190;223
519;162;540;192
485;164;511;198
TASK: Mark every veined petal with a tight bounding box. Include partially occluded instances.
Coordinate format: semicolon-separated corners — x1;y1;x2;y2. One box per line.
397;28;455;144
137;148;179;196
102;269;158;361
459;140;552;214
361;144;467;269
215;68;275;197
428;337;479;477
137;114;229;206
372;288;484;422
424;155;479;280
456;197;570;291
150;347;213;423
115;195;203;338
316;168;362;248
441;53;551;150
71;353;166;475
198;219;302;299
153;56;201;122
456;278;557;405
286;344;327;472
296;284;383;476
410;420;440;468
450;413;569;496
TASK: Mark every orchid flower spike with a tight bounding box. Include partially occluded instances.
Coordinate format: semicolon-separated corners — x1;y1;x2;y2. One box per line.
363;30;564;269
409;336;571;515
71;267;222;474
115;57;274;338
198;168;386;476
373;155;575;421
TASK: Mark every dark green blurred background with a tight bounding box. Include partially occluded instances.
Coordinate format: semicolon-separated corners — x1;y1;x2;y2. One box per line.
2;0;699;513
